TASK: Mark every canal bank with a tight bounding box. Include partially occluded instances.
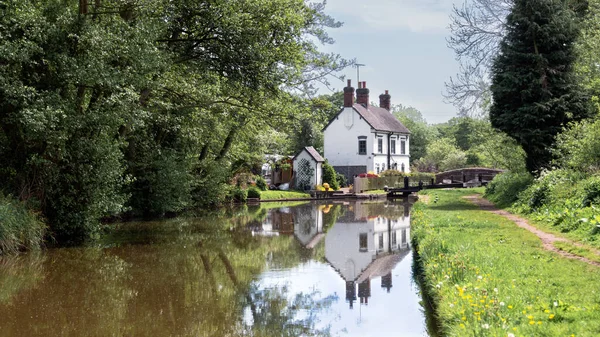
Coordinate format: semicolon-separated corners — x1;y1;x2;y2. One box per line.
411;189;600;336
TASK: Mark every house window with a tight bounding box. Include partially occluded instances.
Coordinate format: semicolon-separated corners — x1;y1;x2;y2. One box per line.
392;231;397;247
401;163;405;172
358;136;367;155
390;138;396;154
378;233;384;250
375;163;380;174
359;233;368;252
402;229;407;244
400;138;406;155
377;137;383;153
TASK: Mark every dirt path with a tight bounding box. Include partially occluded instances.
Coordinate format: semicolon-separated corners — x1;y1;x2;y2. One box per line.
463;195;600;267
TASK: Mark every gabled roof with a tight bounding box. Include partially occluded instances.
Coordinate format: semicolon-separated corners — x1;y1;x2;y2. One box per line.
352;103;411;134
293;146;324;163
323;104;411;134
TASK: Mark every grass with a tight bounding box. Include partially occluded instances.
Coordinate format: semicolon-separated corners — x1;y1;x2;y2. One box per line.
0;193;46;255
259;190;311;201
412;189;600;337
553;241;600;264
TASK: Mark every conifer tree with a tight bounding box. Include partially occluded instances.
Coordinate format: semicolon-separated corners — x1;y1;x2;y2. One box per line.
490;0;589;173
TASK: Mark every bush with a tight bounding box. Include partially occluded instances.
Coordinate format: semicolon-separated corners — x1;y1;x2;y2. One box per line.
255;176;268;191
321;161;339;190
228;187;247;203
580;176;600;207
484;172;534;208
247;187;261;199
409;171;435;183
336;172;347;188
380;169;405;177
515;169;584;212
0;194;46;254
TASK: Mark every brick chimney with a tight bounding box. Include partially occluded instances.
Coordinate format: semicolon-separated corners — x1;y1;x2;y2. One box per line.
356;81;369;107
379;90;391;111
343;79;355;107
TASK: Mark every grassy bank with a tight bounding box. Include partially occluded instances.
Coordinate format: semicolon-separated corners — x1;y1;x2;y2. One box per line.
412;189;600;337
259;190;311;201
0;194;46;255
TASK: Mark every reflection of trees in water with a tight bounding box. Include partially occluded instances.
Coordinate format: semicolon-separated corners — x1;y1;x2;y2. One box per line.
244;285;337;337
0;253;45;304
0;207;338;336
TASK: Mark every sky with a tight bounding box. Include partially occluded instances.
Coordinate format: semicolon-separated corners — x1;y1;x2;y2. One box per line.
318;0;463;124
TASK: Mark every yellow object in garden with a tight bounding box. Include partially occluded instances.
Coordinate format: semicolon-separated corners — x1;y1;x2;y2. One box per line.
323;183;330;191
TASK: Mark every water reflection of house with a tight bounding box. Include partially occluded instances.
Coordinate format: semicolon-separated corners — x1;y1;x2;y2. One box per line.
254;205;323;248
325;201;412;309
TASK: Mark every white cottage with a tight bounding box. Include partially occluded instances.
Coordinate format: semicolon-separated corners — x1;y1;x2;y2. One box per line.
292;146;324;190
323;80;410;182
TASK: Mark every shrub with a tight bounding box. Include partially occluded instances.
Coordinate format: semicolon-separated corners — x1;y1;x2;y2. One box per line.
247;187;261;199
321;161;339;190
580;176;600;207
335;172;347;188
380;169;405;177
409;171;435;183
255;176;268;191
229;188;248;203
484;172;534;208
515;169;584;212
0;193;46;254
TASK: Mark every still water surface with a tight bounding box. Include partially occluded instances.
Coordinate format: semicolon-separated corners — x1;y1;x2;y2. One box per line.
0;200;428;337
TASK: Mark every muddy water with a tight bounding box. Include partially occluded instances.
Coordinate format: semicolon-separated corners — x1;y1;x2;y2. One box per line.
0;200;429;337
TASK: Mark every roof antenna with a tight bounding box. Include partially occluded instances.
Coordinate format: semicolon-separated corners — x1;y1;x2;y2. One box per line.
354;63;365;84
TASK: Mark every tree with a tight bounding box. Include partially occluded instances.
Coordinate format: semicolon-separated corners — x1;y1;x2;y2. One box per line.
445;0;512;117
489;0;590;174
392;104;436;164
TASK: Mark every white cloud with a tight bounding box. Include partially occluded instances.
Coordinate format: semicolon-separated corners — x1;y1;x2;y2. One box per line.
325;0;456;34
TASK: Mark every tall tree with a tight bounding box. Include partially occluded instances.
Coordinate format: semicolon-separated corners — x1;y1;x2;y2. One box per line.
489;0;589;174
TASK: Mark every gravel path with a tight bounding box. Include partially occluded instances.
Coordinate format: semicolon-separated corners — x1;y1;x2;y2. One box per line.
463;195;600;267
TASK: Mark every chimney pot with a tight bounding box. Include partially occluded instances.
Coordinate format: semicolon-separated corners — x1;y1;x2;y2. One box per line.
356;81;370;107
343;80;355;108
379;90;391;111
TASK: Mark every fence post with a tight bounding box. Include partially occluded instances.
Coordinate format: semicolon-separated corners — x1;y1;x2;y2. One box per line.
404;176;409;189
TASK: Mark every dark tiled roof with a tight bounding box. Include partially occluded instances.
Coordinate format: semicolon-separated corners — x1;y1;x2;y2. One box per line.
294;146;324;162
353;104;411;134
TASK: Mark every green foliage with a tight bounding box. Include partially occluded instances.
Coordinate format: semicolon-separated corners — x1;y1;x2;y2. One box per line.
321;161;339;190
0;194;46;254
380;169;406;177
247;187;261;199
490;0;590;173
0;0;348;244
228;188;248;204
554;114;600;173
335;172;347;188
484;172;534;208
413;138;467;172
255;176;268;191
393;104;435;163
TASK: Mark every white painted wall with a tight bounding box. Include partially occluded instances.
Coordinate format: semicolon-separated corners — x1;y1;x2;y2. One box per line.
324;107;373;170
325;220;375;281
293;150;322;189
324;107;410;174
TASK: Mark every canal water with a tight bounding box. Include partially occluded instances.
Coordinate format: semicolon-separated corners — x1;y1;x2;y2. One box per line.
0;200;429;337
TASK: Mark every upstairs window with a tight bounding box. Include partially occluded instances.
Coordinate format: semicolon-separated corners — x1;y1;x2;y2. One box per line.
377;137;383;153
400;138;406;155
358;136;367;155
390;139;396;154
359;233;368;252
